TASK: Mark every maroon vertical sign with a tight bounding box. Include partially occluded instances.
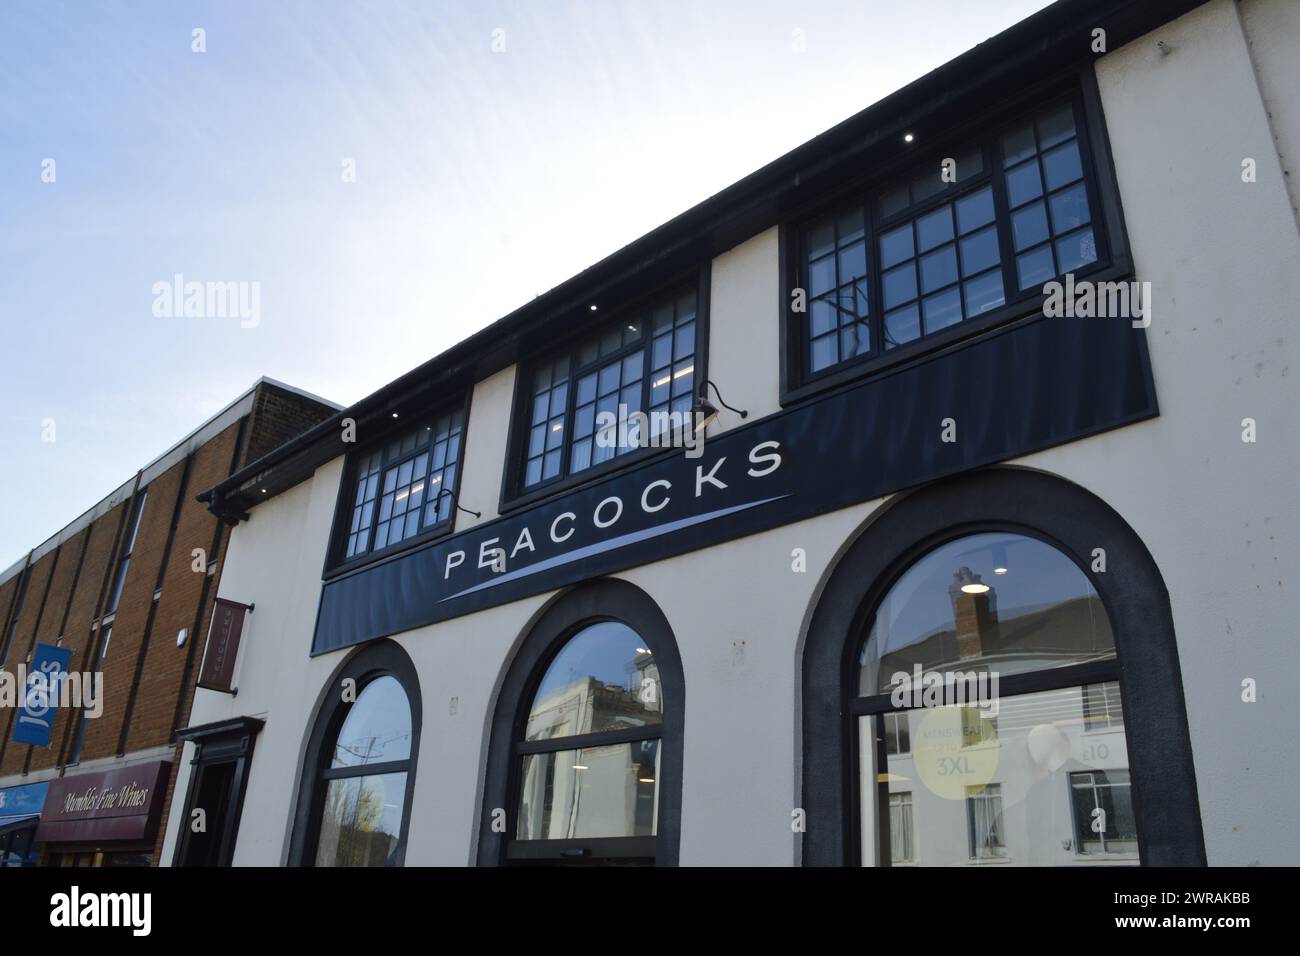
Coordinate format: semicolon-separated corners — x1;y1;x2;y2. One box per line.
198;598;251;693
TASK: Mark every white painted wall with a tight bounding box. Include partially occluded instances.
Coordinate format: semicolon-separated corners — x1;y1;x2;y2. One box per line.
164;0;1300;867
706;227;783;426
457;365;517;527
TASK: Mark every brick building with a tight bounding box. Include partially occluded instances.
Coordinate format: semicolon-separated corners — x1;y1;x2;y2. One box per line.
0;378;336;867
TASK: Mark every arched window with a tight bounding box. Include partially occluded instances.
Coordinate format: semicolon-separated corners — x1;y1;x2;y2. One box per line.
855;531;1131;866
479;579;684;866
515;622;662;860
291;641;421;866
800;469;1205;866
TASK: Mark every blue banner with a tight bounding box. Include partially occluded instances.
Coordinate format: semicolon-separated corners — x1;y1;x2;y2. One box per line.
0;780;48;823
12;643;73;747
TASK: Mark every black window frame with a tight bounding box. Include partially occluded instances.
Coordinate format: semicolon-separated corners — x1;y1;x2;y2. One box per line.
324;391;473;577
779;69;1132;405
499;266;711;512
850;525;1129;867
799;468;1207;867
478;578;684;866
289;639;422;867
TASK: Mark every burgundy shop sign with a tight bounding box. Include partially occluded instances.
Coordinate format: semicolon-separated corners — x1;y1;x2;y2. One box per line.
36;760;170;844
199;598;251;692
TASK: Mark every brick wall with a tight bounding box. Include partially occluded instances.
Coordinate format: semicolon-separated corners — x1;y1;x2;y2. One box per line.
243;382;337;465
0;379;336;865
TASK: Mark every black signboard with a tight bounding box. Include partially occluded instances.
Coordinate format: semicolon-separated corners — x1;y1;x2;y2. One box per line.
314;315;1155;654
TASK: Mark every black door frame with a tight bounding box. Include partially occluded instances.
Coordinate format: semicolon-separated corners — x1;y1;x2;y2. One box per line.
173;716;265;867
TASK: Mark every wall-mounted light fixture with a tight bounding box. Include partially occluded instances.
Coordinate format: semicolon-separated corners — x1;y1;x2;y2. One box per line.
692;380;748;433
436;488;481;519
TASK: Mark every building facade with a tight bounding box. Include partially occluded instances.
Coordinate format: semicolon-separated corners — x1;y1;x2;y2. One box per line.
162;0;1298;867
0;379;337;866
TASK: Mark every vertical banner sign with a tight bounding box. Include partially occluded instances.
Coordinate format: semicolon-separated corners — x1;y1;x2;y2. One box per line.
198;598;251;693
13;642;73;747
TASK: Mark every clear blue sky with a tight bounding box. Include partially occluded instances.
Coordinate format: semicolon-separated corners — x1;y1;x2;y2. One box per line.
0;0;1052;569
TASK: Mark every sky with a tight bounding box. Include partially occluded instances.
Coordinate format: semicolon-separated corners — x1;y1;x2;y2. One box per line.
0;0;1054;570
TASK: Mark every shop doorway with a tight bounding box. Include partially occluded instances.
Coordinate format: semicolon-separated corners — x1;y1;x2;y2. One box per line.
173;717;263;867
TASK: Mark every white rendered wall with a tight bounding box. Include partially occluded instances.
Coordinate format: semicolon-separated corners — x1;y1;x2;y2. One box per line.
164;0;1300;868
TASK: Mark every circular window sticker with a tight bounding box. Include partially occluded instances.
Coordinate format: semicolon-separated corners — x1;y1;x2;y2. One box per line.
910;706;1000;800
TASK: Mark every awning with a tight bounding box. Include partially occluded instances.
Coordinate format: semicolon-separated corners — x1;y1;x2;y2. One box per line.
0;814;40;837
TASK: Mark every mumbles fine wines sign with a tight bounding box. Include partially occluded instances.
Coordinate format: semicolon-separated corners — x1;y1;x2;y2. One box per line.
312;314;1156;654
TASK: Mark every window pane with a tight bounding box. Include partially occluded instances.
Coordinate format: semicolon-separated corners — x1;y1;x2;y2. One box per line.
959;226;1000;275
861;686;1135;866
807;218;835;258
525;621;662;741
1071;769;1138;854
810;333;838;372
1042;140;1083;191
675;322;696;362
922;287;962;333
916;206;954;253
809;255;836;296
963;270;1005;317
1049;182;1091;234
1005;159;1043;207
840;321;871;361
810;299;836;337
314;772;407;867
883;263;917;309
1001;123;1036;165
859;532;1114;696
919;246;958;294
516;740;659;840
884;304;921;349
1016;245;1056;290
838;240;867;283
955;186;995;234
332;675;412;767
1037;102;1076;148
1056;227;1097;272
880;225;914;269
1011;201;1050;252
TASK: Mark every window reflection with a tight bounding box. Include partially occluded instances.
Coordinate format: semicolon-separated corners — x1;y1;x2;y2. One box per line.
332;675;412;767
856;531;1134;867
514;621;664;861
517;740;659;841
863;684;1135;866
527;621;662;741
315;772;407;867
860;532;1114;696
315;674;413;867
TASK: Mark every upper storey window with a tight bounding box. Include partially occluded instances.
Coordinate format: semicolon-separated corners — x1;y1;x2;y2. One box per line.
518;284;699;494
792;95;1108;385
340;406;465;563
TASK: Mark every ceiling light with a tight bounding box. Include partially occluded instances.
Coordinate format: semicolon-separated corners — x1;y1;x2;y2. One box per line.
994;567;1008;575
589;304;598;311
391;412;399;418
961;583;991;594
638;778;655;784
904;133;914;142
573;764;589;771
